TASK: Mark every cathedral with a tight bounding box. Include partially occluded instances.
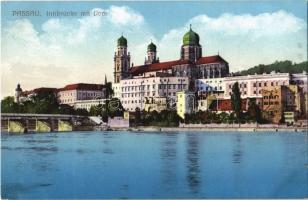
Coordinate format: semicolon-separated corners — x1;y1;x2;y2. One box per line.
114;26;229;84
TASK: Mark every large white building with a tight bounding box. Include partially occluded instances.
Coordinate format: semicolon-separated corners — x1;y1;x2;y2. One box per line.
74;99;106;111
224;72;290;99
119;76;189;111
195;77;225;93
57;83;106;106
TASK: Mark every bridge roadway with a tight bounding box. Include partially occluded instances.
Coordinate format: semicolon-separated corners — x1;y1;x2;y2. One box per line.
1;113;87;133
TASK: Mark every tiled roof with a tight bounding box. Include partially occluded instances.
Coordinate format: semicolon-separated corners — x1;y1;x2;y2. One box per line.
195;55;228;65
22;87;57;95
210;99;247;111
130;55;227;76
130;60;191;75
58;83;105;91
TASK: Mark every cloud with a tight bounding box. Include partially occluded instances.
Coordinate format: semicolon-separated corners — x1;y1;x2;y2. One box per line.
1;6;152;97
190;10;305;38
108;6;144;26
158;10;307;71
1;8;307;97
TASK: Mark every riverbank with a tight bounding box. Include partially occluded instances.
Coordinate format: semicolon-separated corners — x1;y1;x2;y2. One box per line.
108;126;307;132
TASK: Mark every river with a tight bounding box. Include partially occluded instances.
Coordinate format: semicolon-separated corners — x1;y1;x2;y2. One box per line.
1;131;307;199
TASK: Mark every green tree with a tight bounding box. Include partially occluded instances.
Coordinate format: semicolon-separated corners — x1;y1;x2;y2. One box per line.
239;60;307;75
247;98;262;123
1;96;20;113
89;104;103;116
105;82;114;99
58;104;75;115
134;107;141;126
107;98;124;117
75;108;89;116
219;112;229;123
231;82;242;120
101;104;108;122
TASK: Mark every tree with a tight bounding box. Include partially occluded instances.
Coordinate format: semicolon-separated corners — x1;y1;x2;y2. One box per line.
75;108;89;116
231;82;242;120
247;98;262;123
134;107;141;126
89;104;103;116
101;104;108;122
58;104;75;115
105;82;114;99
219;112;229;123
107;98;124;117
1;96;20;113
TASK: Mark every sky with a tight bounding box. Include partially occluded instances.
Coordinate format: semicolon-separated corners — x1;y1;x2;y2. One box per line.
1;1;307;97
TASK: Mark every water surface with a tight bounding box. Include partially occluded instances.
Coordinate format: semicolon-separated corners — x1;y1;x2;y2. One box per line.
1;131;308;199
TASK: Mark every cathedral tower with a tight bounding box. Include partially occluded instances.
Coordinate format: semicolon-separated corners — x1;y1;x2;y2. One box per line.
181;25;202;62
114;35;131;83
145;41;159;65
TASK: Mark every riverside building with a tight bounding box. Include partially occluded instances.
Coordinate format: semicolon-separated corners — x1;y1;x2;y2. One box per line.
224;72;290;100
112;26;230;112
261;84;305;123
120;76;189;111
57;83;106;107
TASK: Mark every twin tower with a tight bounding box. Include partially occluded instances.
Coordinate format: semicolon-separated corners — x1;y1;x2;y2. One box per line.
114;26;202;83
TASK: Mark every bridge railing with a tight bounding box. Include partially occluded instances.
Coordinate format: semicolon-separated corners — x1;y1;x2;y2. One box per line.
1;113;82;118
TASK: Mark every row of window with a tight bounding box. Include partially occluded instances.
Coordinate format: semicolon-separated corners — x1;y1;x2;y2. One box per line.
60;91;103;97
228;81;286;89
198;86;223;91
229;91;248;95
122;91;177;98
263;101;279;105
123;79;186;85
263;95;279;99
197;80;223;84
122;84;187;92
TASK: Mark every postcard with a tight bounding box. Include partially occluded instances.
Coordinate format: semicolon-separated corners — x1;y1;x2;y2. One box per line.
1;0;307;199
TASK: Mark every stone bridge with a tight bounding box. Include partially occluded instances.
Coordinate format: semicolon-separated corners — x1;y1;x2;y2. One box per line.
1;113;90;133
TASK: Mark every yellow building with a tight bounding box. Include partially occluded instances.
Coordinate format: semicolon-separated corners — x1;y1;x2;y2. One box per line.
261;86;287;124
261;85;304;123
176;91;195;119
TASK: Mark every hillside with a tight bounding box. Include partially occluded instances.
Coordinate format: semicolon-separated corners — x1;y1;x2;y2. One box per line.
238;60;308;75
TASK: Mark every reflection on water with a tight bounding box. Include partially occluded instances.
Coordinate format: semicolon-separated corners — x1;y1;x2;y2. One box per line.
1;131;308;199
186;133;201;194
232;134;243;164
102;132;114;155
160;134;177;188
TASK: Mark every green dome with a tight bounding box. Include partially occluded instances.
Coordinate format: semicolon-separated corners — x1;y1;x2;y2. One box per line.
147;42;157;52
117;35;127;46
183;26;200;45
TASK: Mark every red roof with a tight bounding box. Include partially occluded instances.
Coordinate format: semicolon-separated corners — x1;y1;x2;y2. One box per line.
130;55;227;76
58;83;105;91
210;99;247;111
22;87;57;95
195;55;228;65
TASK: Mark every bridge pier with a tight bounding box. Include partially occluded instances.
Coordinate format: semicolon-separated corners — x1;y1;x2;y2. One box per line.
50;117;58;132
